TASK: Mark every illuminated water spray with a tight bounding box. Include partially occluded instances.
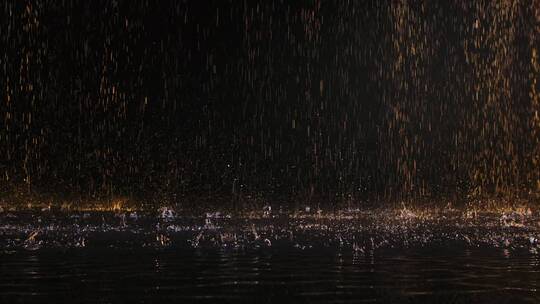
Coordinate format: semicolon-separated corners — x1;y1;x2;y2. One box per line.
1;1;539;206
530;0;540;192
378;0;540;200
381;0;433;198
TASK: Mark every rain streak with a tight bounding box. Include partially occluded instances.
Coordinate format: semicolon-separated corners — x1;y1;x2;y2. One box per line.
0;0;539;209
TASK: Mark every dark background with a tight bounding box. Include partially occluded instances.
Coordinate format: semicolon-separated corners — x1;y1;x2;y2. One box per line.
1;0;539;207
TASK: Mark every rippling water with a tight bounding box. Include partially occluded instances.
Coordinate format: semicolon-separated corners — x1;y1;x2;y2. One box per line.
1;210;539;303
1;247;539;303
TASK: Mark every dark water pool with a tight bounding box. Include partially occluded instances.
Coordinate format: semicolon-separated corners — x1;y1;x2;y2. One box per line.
1;210;540;303
1;247;539;303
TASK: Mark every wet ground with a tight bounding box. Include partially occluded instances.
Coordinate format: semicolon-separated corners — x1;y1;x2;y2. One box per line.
1;209;539;303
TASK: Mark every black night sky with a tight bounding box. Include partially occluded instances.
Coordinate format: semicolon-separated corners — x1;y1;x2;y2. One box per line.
1;0;539;208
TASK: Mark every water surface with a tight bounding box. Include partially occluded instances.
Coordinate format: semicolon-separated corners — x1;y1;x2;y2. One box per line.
1;210;539;303
2;246;539;303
